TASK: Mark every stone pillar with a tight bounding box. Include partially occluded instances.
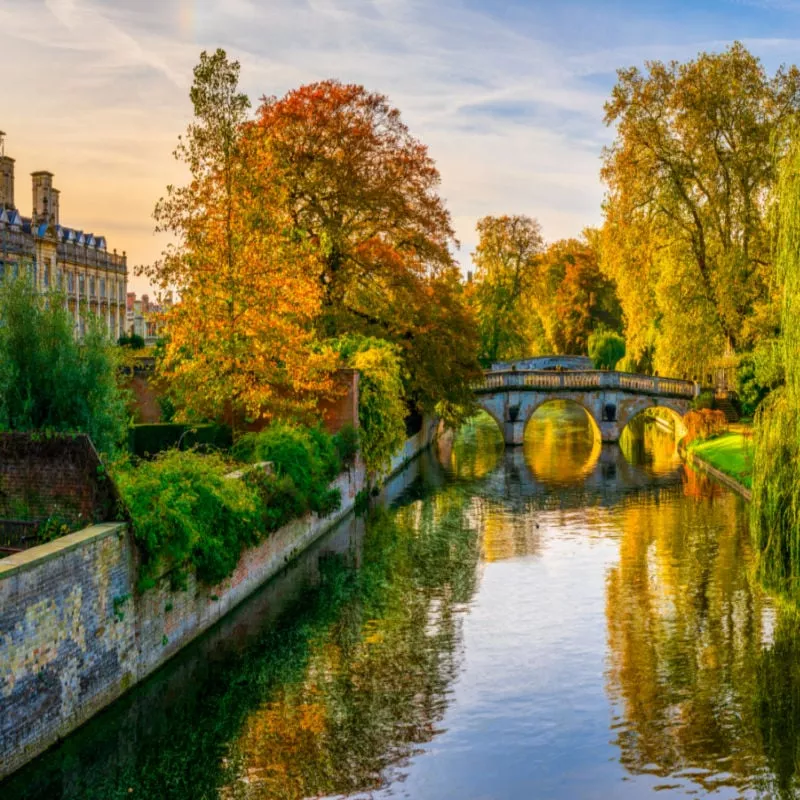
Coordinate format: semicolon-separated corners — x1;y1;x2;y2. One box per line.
599;421;621;443
503;392;525;446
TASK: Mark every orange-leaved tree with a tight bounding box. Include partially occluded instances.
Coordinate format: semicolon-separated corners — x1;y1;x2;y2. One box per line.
251;80;480;422
142;50;334;431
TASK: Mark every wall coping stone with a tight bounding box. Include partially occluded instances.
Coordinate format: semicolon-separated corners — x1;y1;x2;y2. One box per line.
0;522;126;578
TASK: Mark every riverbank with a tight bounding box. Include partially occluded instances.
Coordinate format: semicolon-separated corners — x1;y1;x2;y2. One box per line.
0;418;441;781
685;425;753;501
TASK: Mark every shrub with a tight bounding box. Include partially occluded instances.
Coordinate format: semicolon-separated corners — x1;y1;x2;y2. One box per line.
692;390;715;411
118;333;146;349
333;424;359;466
0;279;128;455
588;330;626;370
114;450;259;590
684;409;727;445
232;423;342;515
128;423;232;458
242;469;306;533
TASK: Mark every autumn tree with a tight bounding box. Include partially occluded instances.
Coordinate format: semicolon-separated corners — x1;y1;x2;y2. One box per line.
470;222;620;363
470;214;545;365
251;81;481;420
143;50;333;430
539;236;622;355
601;42;800;376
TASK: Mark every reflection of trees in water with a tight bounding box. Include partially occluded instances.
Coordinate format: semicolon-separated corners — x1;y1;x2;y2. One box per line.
449;412;504;480
523;400;601;486
620;414;681;476
3;468;481;800
224;485;482;799
606;485;800;798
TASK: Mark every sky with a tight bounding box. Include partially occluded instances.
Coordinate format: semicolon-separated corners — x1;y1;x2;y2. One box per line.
2;0;800;294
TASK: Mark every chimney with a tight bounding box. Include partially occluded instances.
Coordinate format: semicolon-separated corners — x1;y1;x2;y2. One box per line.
31;170;55;225
51;188;60;226
0;131;14;210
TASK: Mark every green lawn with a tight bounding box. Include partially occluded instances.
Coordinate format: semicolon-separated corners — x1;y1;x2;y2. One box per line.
690;431;753;489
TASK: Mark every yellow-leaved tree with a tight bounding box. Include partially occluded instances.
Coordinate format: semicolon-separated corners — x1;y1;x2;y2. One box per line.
142;50;334;431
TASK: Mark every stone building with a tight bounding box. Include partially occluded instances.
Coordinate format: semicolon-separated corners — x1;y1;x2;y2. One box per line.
126;291;170;345
0;131;127;338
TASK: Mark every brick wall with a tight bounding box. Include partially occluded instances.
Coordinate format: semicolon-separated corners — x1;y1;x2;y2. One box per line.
319;369;359;434
0;434;119;523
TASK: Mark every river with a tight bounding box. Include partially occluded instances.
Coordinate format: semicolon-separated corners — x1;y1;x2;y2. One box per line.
4;402;799;799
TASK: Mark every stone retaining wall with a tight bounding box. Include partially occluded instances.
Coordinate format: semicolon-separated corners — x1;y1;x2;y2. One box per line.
0;420;440;780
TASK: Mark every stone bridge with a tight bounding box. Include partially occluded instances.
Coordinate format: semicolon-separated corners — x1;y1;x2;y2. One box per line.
475;366;698;444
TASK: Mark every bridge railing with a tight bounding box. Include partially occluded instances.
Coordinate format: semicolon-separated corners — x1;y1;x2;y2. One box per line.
476;370;697;398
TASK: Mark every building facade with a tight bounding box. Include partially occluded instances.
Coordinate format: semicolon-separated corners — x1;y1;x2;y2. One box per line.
126;291;170;345
0;132;127;339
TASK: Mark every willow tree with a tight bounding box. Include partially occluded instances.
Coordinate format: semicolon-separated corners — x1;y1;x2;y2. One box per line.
751;132;800;600
601;42;800;377
144;50;334;430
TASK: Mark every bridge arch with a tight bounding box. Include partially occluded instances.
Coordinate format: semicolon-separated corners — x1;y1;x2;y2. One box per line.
522;396;602;440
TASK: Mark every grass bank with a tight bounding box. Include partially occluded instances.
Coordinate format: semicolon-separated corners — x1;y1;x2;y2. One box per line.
688;425;753;491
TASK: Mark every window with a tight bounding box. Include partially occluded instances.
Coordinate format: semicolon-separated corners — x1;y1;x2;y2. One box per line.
79;273;85;295
89;276;95;298
67;272;74;293
100;278;106;299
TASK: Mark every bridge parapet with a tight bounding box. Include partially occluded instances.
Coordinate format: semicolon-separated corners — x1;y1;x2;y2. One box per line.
477;370;697;399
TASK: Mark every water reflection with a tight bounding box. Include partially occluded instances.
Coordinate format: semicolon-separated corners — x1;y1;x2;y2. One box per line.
523;400;601;486
7;408;800;799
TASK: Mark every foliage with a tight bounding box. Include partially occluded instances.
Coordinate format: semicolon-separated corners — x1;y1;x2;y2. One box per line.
469;225;620;364
0;279;128;455
470;215;545;365
114;450;261;590
683;409;727;445
144;49;334;433
539;235;622;355
600;42;800;376
332;336;407;475
692;390;716;411
118;333;146;349
252;79;481;420
333;424;359;466
128;423;232;458
588;330;626;370
241;468;307;534
232;423;342;515
752;129;800;601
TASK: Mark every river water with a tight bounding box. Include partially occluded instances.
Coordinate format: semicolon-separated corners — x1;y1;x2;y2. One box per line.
4;402;800;799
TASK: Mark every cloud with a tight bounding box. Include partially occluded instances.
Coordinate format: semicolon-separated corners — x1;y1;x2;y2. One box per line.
2;0;799;291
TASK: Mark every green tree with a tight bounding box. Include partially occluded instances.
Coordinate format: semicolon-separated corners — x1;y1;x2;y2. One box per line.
601;42;800;376
470;214;545;365
588;330;626;370
0;279;127;454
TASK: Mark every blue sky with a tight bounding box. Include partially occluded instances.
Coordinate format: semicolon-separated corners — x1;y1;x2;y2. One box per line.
2;0;800;291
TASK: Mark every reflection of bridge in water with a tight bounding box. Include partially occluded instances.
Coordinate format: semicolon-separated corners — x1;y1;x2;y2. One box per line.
492;444;687;511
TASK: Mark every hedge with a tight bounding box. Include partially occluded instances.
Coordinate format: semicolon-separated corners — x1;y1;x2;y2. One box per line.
128;423;232;458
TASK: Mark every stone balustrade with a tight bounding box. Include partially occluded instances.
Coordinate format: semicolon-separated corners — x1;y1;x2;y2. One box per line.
476;370;697;398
